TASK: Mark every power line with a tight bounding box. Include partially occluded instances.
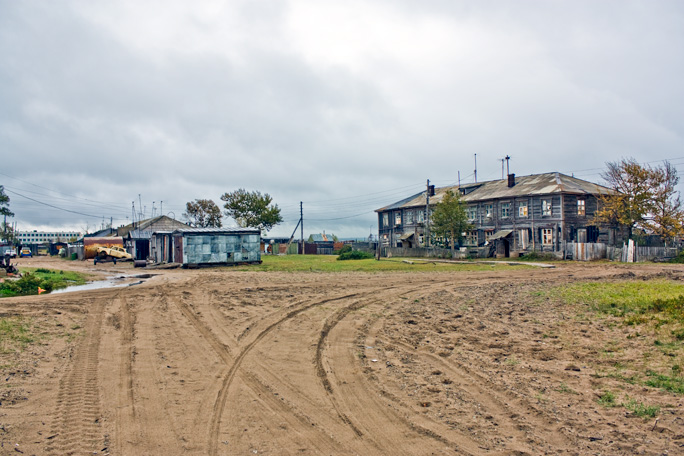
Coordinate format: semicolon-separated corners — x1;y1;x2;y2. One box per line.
5;189;106;219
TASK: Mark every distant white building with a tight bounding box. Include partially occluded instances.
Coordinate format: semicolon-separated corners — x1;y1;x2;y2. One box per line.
17;230;81;244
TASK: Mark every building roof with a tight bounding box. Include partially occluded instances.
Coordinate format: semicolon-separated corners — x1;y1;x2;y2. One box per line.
376;172;614;212
118;215;190;237
169;227;260;235
309;233;336;242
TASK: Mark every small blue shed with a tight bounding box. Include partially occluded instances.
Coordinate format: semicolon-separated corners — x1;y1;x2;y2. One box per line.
152;227;261;267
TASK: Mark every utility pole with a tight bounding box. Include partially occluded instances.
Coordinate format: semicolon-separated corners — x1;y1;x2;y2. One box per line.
300;201;304;254
425;179;430;248
160;201;163;216
474;154;478;183
501;158;505;179
458;171;461;188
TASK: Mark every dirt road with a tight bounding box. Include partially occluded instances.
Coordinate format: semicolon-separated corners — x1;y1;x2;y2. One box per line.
1;258;682;455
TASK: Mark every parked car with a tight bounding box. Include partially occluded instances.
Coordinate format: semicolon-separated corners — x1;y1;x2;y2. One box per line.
7;248;16;258
20;247;32;257
94;245;132;264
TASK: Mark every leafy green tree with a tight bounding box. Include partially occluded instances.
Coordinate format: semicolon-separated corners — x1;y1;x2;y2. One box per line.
647;161;684;240
1;186;14;243
431;189;472;258
183;199;223;227
1;222;16;244
220;189;283;232
593;158;684;241
0;186;12;218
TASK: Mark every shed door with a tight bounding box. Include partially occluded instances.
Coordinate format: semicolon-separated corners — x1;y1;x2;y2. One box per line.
173;235;183;263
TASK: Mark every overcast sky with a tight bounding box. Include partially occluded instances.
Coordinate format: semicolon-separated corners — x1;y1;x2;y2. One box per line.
1;0;683;239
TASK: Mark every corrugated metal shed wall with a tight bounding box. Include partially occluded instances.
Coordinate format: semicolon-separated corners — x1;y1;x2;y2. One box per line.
183;233;260;264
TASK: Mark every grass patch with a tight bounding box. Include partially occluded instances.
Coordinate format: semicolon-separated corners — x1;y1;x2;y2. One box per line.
623;397;660;418
548;280;684;324
597;390;618;407
645;370;684;394
236;255;525;273
0;317;37;353
0;268;89;297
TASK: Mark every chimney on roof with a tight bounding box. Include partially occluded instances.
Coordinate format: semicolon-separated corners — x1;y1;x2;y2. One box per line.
508;173;515;187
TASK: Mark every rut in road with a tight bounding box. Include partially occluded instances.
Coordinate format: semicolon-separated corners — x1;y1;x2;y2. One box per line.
314;281;484;456
46;297;107;455
206;289;381;456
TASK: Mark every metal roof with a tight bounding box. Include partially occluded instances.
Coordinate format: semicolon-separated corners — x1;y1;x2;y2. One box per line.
489;230;513;241
376;172;614;212
170;227;260;235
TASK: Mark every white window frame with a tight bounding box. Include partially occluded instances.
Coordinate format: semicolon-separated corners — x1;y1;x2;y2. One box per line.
395;212;402;226
467;206;477;221
542;228;553;245
577;199;586;216
501;202;511;218
406;211;414;224
382;213;389;227
519;201;528;217
542;200;552;216
417;210;424;223
485;204;493;218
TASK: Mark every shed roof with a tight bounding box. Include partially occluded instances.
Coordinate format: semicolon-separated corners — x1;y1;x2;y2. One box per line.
170;227;260;235
376;172;614;212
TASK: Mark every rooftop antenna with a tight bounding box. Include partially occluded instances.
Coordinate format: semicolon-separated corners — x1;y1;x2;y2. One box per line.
505;155;511;175
501;158;505;179
138;194;143;220
474;153;477;183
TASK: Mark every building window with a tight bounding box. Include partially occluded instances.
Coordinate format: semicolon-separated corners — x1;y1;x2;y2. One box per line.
485;204;493;218
542;228;553;245
519;201;528;217
406;211;414;224
417;210;424;223
467;206;477;221
485;229;494;241
465;230;478;246
382;213;389;227
542;200;552;216
501;202;511;218
577;199;586;216
395;212;402;226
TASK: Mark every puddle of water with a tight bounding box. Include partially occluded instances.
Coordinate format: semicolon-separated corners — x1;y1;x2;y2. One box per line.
52;273;158;294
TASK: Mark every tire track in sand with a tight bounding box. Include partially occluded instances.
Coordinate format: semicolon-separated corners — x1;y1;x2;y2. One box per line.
46;295;106;455
206;290;374;456
313;282;483;456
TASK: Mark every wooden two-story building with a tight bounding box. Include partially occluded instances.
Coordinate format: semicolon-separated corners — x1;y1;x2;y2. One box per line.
376;172;617;257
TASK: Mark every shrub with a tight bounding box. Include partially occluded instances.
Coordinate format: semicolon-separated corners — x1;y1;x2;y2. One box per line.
519;251;557;261
334;245;353;255
337;251;374;261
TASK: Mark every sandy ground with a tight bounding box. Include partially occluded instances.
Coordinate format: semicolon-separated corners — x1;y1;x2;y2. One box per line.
0;257;682;455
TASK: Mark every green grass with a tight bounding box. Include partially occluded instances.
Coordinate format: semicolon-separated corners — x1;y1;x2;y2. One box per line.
623;397;660;418
597;390;618;407
0;268;89;297
234;255;525;272
645;370;684;394
542;280;684;326
0;317;36;353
